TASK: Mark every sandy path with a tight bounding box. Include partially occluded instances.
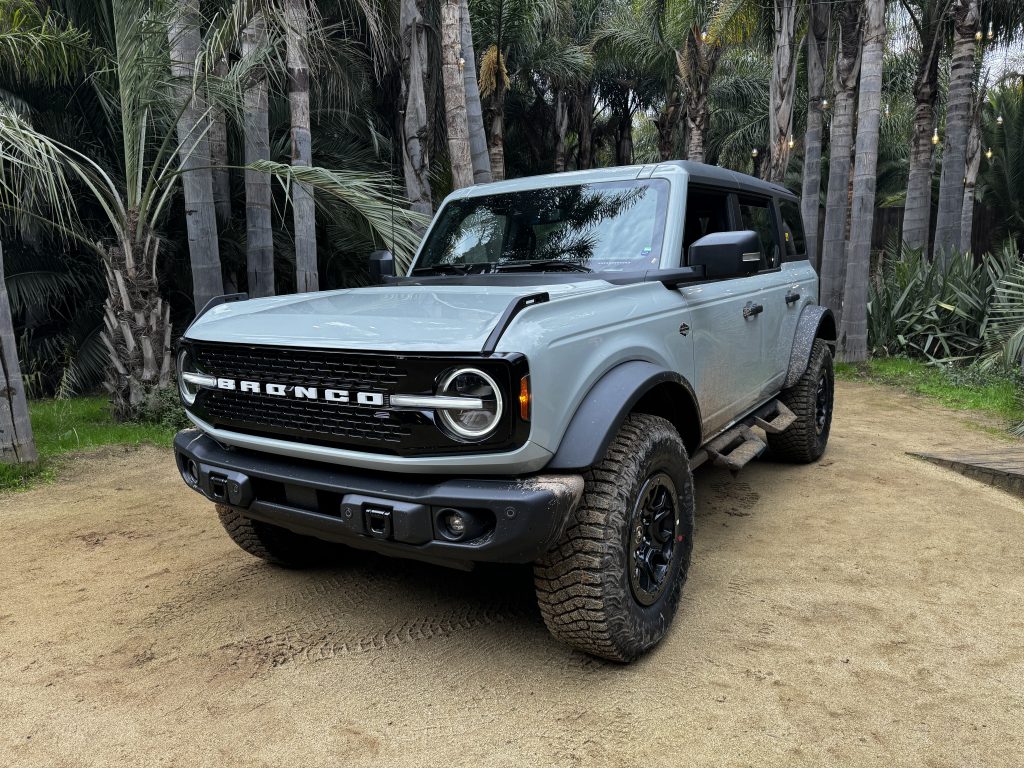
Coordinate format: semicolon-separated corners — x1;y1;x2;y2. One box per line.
1;380;1022;767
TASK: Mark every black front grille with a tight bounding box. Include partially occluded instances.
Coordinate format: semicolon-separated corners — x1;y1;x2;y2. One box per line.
186;341;529;456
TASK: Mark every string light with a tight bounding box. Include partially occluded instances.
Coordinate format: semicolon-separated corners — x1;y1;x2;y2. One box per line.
985;147;993;160
987;21;994;40
821;98;829;109
751;148;759;158
975;28;983;41
788;136;794;149
700;29;708;42
885;104;890;117
931;127;940;145
458;56;466;71
997;114;1004;125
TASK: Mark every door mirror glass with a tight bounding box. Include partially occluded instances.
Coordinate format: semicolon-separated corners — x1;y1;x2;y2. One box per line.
369;250;396;283
687;230;762;278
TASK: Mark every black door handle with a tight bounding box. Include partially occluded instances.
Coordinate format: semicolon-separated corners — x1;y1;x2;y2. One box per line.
785;291;801;305
743;302;764;319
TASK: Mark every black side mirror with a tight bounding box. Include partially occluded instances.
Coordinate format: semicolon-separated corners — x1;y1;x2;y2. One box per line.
369;250;396;284
687;230;762;278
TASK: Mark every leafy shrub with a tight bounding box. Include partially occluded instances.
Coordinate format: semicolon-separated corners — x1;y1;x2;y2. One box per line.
134;383;190;431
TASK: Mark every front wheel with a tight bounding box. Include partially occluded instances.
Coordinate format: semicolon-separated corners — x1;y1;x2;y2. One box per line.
768;337;834;463
216;505;336;568
533;414;695;662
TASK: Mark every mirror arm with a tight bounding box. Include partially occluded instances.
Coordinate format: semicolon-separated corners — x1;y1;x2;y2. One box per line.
656;265;706;288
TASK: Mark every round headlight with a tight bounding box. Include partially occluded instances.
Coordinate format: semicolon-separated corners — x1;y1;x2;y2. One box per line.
437;368;503;440
178;349;199;406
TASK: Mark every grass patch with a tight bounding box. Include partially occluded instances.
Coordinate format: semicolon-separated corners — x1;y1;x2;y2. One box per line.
836;357;1024;425
0;397;176;492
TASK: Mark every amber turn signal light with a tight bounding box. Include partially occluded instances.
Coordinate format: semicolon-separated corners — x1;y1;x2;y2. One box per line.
519;376;531;421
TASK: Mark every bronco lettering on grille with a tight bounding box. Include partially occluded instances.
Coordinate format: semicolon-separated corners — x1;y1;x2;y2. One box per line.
213;378;385;406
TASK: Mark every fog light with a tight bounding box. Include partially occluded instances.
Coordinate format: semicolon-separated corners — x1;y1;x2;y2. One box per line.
185;458;199;486
445;510;468;537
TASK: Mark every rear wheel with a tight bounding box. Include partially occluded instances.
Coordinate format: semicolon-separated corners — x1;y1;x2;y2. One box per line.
768;338;834;463
216;505;335;567
533;414;695;662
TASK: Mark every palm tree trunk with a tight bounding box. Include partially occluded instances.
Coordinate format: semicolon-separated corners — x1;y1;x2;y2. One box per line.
399;0;433;214
801;0;829;270
553;88;569;171
441;0;473;189
459;0;491;183
488;75;506;180
615;102;633;166
100;238;173;421
0;241;37;464
765;0;800;183
242;12;274;298
167;0;224;313
838;0;885;362
933;0;979;261
961;112;982;252
684;29;721;164
818;0;862;321
210;55;232;227
654;88;682;162
285;0;318;293
901;5;949;255
578;84;595;169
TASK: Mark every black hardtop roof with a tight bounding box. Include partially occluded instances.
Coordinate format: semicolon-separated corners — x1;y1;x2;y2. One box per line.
657;160;797;201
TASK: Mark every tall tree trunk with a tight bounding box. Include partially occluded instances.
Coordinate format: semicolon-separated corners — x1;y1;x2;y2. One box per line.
902;3;949;255
553;89;569;172
933;0;979;261
766;0;801;183
399;0;433;214
242;12;275;298
801;0;830;270
0;241;37;464
100;236;173;421
441;0;473;189
459;0;491;183
210;55;232;227
615;102;633;166
961;110;982;252
818;0;862;321
654;86;682;161
487;75;506;180
684;28;721;164
167;0;224;313
285;0;318;292
578;84;595;170
839;0;885;362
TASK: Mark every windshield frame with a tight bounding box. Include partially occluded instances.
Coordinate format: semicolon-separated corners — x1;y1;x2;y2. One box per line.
410;178;672;275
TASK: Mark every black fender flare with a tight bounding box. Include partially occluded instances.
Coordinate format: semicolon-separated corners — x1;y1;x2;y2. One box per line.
784;304;837;388
546;361;700;471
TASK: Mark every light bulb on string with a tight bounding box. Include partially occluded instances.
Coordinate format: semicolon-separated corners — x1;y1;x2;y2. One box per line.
975;28;983;41
987;21;994;40
751;148;759;158
821;98;829;109
788;136;794;149
986;147;993;160
932;127;940;146
997;114;1004;126
885;104;890;117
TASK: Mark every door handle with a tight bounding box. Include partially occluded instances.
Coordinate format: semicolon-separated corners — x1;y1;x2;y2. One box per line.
743;302;764;319
785;291;801;305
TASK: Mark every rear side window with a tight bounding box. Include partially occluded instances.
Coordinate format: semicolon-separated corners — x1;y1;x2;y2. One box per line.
737;196;780;270
778;199;806;259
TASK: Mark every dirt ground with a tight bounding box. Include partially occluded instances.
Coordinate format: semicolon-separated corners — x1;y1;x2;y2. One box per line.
2;380;1023;768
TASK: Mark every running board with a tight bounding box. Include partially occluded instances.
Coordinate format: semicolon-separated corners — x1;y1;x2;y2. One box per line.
701;399;797;472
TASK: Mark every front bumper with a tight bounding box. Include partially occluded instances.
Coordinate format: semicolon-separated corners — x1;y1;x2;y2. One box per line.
173;429;583;567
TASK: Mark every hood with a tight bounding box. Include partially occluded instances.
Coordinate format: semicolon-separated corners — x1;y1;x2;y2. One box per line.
184;281;610;352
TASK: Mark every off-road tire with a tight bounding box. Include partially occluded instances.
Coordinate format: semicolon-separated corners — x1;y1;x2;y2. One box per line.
768;337;834;463
533;414;695;662
216;505;335;567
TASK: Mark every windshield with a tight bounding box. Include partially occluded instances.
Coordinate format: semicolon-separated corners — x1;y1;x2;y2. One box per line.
415;179;669;273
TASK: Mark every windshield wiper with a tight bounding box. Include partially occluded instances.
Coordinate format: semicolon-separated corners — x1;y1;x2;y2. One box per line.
493;259;592;273
410;263;472;276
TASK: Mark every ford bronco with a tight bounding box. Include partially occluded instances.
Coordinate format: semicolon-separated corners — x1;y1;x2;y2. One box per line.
173;161;836;661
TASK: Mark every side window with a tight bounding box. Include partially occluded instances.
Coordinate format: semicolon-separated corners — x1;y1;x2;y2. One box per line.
683;187;733;256
737;196;780;270
778;199;807;260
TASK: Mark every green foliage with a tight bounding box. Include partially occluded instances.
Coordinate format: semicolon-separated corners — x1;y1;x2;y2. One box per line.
835;357;1024;426
134;381;190;431
867;243;1018;362
0;396;175;491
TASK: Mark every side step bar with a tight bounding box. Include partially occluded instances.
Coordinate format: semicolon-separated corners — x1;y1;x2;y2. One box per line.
694;399;797;473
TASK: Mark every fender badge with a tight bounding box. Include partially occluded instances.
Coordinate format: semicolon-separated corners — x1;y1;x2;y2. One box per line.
678;323;690;337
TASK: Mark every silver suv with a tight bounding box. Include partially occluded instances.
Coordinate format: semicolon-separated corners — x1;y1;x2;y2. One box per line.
173;161;836;661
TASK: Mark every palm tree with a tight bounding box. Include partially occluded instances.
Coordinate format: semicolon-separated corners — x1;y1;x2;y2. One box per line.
460;0;492;183
839;0;885;362
819;0;862;320
442;0;474;188
900;0;952;255
241;10;274;297
284;0;318;292
933;0;979;260
764;0;801;182
961;110;982;251
399;0;432;213
800;0;829;268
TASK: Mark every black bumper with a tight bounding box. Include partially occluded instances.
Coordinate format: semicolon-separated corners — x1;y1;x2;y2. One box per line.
173;430;583;567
